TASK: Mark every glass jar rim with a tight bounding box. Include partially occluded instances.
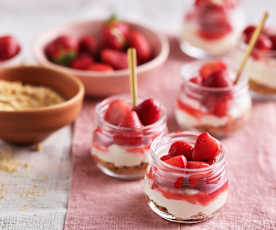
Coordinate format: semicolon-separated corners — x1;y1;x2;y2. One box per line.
95;94;167;132
150;131;225;173
181;60;248;93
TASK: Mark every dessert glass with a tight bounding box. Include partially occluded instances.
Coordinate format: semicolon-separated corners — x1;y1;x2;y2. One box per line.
91;95;167;180
144;131;228;223
175;60;251;137
180;0;244;58
234;41;276;100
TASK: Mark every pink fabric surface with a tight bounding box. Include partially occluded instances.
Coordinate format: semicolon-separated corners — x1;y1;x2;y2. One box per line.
64;37;276;230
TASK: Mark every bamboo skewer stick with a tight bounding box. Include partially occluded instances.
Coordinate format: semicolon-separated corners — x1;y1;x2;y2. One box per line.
234;11;269;84
128;48;138;107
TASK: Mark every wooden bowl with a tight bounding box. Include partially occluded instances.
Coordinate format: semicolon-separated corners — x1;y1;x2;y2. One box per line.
0;65;84;145
34;19;169;97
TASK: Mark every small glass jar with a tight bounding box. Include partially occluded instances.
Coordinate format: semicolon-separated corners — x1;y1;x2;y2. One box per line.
91;95;167;180
144;131;228;223
175;60;251;137
180;0;244;58
233;39;276;100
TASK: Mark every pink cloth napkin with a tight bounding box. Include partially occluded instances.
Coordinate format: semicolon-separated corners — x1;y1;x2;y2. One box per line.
64;38;276;230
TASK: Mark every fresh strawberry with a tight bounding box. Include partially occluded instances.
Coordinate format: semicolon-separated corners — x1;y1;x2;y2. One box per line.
160;154;170;161
187;161;210;169
193;132;221;161
120;111;142;128
202;70;233;88
243;25;256;42
127;31;152;63
211;100;229;117
195;0;237;8
88;63;114;72
254;34;272;51
70;54;93;70
101;16;129;50
104;99;132;126
164;155;187;168
187;161;210;188
113;133;142;146
269;34;276;50
199;61;227;79
198;3;232;40
134;98;161;126
0;35;20;60
189;76;202;85
46;35;78;66
168;141;194;160
78;35;97;56
174;177;185;189
101;49;128;70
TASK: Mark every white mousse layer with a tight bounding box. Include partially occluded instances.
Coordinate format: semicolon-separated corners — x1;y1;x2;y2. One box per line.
181;9;244;55
144;177;228;219
91;144;148;167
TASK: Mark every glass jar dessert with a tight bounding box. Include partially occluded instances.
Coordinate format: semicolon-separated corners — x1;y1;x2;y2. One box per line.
233;24;276;100
144;131;228;223
175;60;251;137
91;95;167;180
180;0;244;58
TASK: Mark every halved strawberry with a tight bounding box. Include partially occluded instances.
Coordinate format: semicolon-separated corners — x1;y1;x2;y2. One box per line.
104;99;131;126
168;141;194;160
160;154;170;161
134;98;161;126
127;31;152;64
101;49;128;70
88;63;114;72
199;61;227;79
71;54;93;70
164;155;187;168
120;111;142;128
193;132;221;161
202;70;233;88
187;161;210;188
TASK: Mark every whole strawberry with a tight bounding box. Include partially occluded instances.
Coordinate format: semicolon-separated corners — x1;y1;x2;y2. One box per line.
0;35;20;60
46;35;78;66
102;15;129;50
127;31;152;64
78;35;98;57
101;49;128;70
71;54;93;70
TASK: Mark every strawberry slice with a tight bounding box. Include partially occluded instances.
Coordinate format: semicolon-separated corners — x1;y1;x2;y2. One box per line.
104;99;132;126
189;76;202;85
160;154;170;161
134;98;161;126
88;63;114;72
187;161;210;188
193;132;221;161
199;61;227;79
101;49;128;70
164;155;187;168
71;54;93;70
202;70;233;88
120;111;142;128
168;141;194;160
127;31;152;63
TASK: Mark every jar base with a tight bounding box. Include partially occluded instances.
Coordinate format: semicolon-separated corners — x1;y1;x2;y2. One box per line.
93;156;147;180
147;199;215;224
180;41;222;59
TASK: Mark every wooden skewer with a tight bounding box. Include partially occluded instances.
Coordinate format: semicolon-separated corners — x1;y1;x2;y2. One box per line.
128;48;138;107
234;11;269;84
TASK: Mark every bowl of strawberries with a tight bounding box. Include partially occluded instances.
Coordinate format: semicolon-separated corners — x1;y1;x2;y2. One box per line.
0;35;22;67
34;16;169;97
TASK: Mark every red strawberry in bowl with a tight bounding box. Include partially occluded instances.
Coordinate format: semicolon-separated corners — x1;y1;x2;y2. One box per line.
45;35;78;66
0;35;20;61
71;54;93;70
101;49;128;70
88;63;114;72
78;35;98;57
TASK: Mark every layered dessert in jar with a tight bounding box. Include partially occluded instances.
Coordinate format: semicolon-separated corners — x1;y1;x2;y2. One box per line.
175;60;251;137
91;95;167;179
234;24;276;99
0;35;21;67
144;131;228;223
180;0;244;58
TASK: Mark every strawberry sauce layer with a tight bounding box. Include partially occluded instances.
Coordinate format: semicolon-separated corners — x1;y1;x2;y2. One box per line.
147;175;228;206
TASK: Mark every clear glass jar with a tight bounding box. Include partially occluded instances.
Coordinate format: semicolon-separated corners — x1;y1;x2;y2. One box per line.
233;39;276;100
180;0;244;58
144;131;228;223
91;95;167;180
175;60;251;137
